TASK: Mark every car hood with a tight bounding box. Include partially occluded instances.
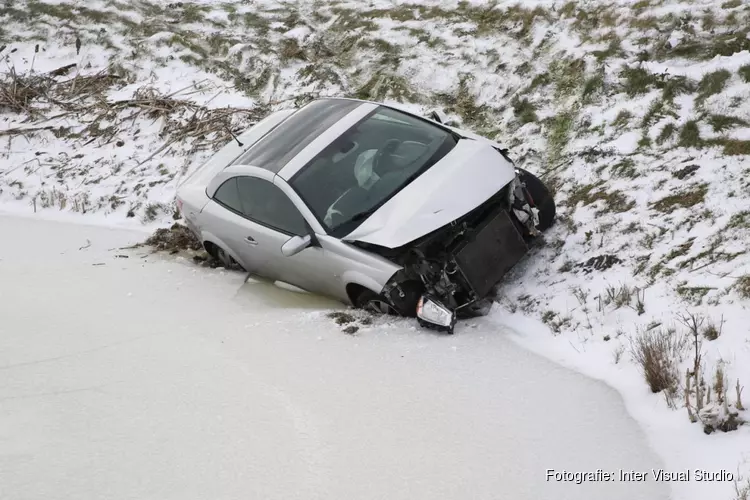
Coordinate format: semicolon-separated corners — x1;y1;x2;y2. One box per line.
342;139;516;249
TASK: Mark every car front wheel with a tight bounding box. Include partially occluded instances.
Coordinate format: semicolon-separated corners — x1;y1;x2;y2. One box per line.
517;168;556;232
355;289;401;316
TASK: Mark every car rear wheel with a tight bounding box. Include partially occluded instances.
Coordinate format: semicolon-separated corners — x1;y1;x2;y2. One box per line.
206;242;245;271
517;168;556;231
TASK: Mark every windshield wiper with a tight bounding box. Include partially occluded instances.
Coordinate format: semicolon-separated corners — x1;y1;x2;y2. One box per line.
350;206;379;222
330;206;380;235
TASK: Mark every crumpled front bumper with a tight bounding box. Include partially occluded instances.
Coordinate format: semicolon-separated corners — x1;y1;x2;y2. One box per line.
415;208;529;333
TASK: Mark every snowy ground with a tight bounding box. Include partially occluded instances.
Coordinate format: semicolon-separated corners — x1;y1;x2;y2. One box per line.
0;215;671;500
2;0;750;498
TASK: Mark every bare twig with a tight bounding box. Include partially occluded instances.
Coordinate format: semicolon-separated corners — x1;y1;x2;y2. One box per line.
686;368;697;422
163;78;210;99
738;380;745;411
124;139;180;175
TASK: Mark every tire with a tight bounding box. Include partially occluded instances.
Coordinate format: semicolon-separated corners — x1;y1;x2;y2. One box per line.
387;280;423;317
517;168;556;231
354;289;400;316
209;244;244;272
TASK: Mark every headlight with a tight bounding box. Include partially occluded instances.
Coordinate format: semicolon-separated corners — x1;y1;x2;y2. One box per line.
416;295;455;328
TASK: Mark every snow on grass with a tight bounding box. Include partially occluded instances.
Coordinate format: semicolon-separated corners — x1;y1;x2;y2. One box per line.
2;0;750;498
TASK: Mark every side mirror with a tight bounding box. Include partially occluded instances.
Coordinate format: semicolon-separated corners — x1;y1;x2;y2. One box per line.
428;110;449;124
281;234;312;257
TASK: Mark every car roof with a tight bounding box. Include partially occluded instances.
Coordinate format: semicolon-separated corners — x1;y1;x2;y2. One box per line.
230;98;367;174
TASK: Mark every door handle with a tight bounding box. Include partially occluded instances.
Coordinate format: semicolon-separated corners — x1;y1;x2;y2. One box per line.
244;236;258;246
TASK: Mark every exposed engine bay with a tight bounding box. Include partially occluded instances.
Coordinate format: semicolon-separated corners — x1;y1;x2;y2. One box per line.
351;169;543;329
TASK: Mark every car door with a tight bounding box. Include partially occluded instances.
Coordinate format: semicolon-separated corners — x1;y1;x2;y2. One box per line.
199;177;271;275
234;176;346;299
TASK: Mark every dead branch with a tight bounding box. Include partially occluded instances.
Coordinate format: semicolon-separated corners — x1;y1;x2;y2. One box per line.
1;62;268;167
47;63;77;77
0;125;54;137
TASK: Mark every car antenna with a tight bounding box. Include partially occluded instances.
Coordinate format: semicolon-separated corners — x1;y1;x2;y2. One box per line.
226;126;244;147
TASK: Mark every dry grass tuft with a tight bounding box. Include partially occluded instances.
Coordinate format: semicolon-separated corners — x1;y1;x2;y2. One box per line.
736;475;750;500
566;181;635;214
696;69;732;105
630;328;686;394
702;322;721;341
0;67;47;113
651;183;708;213
736;275;750;299
740;64;750;83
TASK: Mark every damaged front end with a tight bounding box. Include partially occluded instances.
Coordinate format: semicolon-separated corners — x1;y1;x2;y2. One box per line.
352;169;542;333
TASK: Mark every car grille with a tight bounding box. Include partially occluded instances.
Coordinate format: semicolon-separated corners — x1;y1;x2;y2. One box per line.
453;209;529;298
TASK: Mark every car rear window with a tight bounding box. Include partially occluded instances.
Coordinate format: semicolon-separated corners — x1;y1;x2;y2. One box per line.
232;98;361;173
213;178;242;213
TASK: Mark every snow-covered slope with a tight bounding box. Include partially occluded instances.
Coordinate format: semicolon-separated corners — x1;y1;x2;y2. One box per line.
1;1;750;498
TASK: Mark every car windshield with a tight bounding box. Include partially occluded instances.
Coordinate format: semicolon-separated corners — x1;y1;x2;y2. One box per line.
289;106;458;237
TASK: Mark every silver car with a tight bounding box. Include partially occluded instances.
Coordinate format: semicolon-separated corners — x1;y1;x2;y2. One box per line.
176;97;555;332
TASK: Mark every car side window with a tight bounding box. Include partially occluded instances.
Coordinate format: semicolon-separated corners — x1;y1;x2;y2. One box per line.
213;178;243;213
236;176;308;236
